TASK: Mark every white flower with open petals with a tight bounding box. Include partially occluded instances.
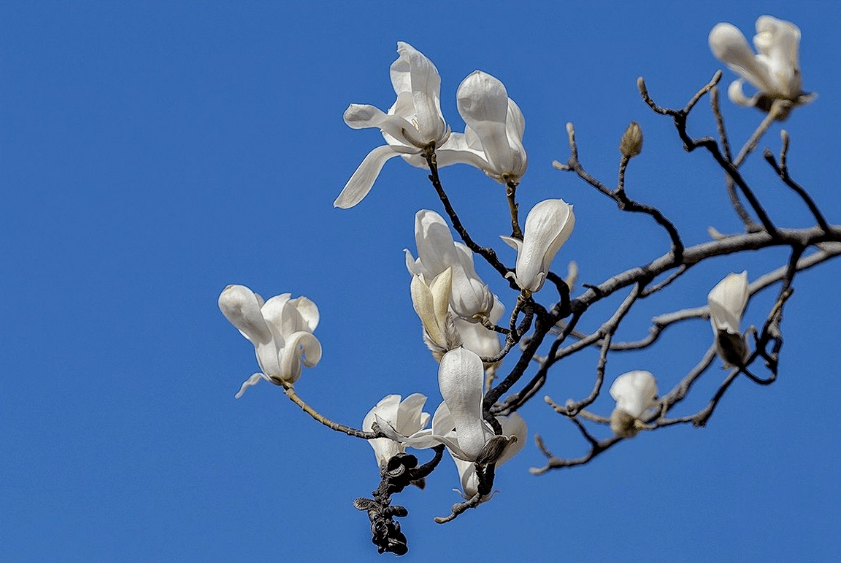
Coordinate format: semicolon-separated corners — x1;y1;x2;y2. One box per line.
709;16;815;115
218;284;322;397
434;71;527;184
501;199;575;293
362;394;431;470
406;209;496;322
708;271;750;367
376;348;524;467
609;370;658;438
335;42;450;209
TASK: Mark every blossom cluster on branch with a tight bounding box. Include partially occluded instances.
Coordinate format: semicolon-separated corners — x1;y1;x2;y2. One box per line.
217;15;839;555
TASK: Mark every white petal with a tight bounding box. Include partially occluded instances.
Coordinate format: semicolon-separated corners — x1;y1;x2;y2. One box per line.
610;371;658;419
280;331;322;383
415;210;459;276
438;348;490;460
363;394;404;467
727;79;759;107
289;296;319;333
708;271;749;334
435;131;492;170
457;71;513;176
396;393;429;434
234;372;268;399
218;285;273;345
334;145;401;209
709;22;775;95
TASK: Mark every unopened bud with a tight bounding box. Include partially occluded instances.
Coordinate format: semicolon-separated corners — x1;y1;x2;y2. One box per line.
619;121;643;158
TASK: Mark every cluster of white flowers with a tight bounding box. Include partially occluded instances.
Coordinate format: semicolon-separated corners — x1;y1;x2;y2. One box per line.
217;14;800;509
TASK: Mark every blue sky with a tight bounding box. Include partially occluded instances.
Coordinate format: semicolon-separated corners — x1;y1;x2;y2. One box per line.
1;2;839;562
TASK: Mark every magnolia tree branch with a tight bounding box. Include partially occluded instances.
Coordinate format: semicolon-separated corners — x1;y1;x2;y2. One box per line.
220;31;840;553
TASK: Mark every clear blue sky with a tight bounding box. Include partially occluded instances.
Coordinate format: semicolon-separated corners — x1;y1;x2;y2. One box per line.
1;2;839;562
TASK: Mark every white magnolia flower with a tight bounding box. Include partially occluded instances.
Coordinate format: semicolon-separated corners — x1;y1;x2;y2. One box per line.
377;348;524;465
709;16;815;114
501;199;575;293
609;370;658;438
218;284;322;397
335;42;450;209
406;209;496;321
362;394;431;469
708;271;750;367
433;71;527;184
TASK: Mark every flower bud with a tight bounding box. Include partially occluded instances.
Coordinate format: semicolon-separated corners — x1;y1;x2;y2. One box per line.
619;121;643;158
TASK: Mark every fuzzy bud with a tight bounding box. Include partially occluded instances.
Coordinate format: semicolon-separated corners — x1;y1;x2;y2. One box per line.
619;121;643;158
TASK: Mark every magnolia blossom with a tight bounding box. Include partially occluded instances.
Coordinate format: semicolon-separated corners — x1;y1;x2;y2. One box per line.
377;348;524;464
218;284;322;397
410;268;460;359
433;71;527;184
501;199;575;293
709;16;814;114
335;42;450;209
708;271;750;367
362;394;431;469
609;370;658;438
406;210;496;321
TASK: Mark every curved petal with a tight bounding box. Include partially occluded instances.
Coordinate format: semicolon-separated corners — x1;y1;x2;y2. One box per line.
343;103;415;146
610;370;658;419
754;16;802;97
396;393;429;434
363;394;404;467
334;145;401;209
290;296;319;333
727;79;759;107
452;455;479;498
708;271;749;334
504;98;528;179
234;372;269;399
280;331;322;383
435;132;492;171
218;285;273;346
457;71;513;176
709;22;775;94
438;348;490;461
415;210;459;276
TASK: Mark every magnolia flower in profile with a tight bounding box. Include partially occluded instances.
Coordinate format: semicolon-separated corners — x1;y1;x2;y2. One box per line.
406;210;496;322
335;42;450;209
218;284;322;397
434;71;528;184
377;348;524;467
708;271;750;367
501;199;575;293
410;268;461;359
709;16;815;116
609;370;658;438
362;394;431;470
